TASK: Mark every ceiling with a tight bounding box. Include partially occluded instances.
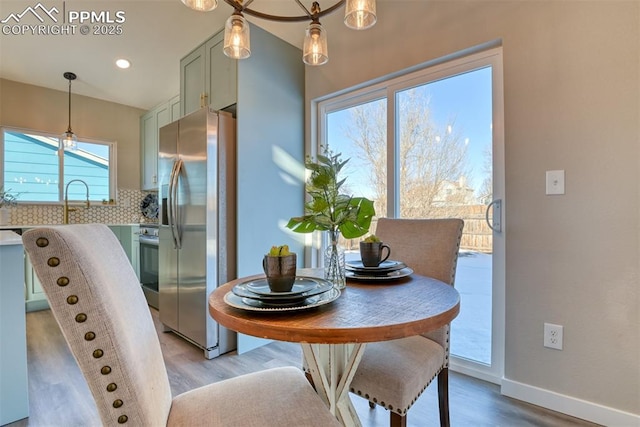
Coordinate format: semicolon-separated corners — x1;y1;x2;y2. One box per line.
0;0;357;110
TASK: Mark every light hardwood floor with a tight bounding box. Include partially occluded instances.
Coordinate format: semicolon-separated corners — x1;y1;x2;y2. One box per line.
9;308;600;427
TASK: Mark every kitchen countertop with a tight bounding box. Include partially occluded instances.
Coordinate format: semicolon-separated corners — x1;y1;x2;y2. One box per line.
0;230;23;246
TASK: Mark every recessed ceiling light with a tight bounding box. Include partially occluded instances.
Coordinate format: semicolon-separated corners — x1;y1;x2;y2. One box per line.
116;58;131;69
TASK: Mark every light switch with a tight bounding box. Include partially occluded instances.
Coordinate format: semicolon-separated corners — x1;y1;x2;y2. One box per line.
546;170;565;195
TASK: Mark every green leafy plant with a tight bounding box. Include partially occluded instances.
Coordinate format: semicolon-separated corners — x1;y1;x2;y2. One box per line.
0;187;19;208
286;150;375;240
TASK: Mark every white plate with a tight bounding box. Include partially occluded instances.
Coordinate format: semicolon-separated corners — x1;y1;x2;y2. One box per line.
346;267;414;281
224;287;341;312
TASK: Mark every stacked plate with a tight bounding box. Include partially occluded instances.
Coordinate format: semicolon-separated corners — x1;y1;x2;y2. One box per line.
346;259;414;281
224;277;340;312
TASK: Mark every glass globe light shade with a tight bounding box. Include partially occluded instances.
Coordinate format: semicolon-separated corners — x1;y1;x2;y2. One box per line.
223;13;251;59
344;0;377;30
303;23;328;66
181;0;218;12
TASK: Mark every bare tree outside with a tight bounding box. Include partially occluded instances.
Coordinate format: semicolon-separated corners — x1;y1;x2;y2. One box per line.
336;88;473;220
478;144;493;204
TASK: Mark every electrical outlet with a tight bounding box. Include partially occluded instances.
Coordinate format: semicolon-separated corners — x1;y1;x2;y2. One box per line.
544;323;563;350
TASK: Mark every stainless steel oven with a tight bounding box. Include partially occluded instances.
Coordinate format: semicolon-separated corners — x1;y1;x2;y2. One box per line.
139;224;159;309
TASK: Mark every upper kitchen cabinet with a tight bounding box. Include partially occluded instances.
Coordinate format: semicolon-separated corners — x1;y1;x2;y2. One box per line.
141;95;180;191
180;30;237;115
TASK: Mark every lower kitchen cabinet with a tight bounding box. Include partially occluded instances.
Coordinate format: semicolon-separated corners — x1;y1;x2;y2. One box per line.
109;225;140;280
24;225;140;312
24;253;47;312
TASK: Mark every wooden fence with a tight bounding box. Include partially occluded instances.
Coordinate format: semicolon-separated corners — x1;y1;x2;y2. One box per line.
342;204;493;254
455;205;493;253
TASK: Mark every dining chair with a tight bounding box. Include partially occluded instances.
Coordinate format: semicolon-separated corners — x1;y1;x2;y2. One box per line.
349;217;465;427
22;224;341;427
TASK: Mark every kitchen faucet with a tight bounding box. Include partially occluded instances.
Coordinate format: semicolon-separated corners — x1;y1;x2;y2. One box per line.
63;179;90;224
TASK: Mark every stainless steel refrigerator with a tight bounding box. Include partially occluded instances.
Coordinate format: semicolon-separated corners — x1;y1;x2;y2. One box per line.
158;107;236;359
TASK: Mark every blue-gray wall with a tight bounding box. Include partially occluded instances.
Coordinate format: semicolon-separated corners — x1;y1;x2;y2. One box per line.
236;25;305;353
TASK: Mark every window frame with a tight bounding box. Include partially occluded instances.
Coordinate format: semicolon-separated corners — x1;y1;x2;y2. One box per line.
0;126;117;204
312;46;505;384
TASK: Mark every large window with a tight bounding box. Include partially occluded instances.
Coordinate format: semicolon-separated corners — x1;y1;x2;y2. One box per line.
316;47;505;382
1;127;116;203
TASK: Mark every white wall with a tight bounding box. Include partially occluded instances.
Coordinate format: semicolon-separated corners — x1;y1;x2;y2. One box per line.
305;0;639;422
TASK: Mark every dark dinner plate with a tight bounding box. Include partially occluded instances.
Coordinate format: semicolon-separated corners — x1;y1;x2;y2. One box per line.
346;267;414;282
232;276;334;304
346;260;406;274
224;288;341;312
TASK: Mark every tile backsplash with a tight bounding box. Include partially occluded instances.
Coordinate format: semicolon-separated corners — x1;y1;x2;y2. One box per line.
2;188;158;226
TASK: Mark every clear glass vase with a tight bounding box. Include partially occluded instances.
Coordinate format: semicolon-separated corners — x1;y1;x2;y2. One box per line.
324;229;346;289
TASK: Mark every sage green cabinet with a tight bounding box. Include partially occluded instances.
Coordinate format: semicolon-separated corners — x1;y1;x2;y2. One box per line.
141;95;180;191
108;225;140;280
24;225;140;312
180;30;237;116
24;252;47;312
141;109;160;191
180;46;205;116
170;95;181;121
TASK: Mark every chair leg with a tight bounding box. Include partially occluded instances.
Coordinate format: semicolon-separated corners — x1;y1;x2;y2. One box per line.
390;411;407;427
304;371;316;391
438;368;450;427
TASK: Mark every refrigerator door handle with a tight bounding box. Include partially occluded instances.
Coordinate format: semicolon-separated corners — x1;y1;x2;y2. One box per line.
168;159;183;249
167;160;177;248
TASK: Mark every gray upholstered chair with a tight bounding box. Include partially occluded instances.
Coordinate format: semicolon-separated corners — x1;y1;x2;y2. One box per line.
349;218;464;427
22;224;340;427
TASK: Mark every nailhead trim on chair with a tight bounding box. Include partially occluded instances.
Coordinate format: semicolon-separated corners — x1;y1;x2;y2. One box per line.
35;234;129;426
350;366;444;415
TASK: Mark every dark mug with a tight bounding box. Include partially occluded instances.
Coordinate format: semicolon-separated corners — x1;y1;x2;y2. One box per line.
359;242;391;267
262;254;297;292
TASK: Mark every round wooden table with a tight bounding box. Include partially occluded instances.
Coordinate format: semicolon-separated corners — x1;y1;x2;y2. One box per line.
209;271;460;426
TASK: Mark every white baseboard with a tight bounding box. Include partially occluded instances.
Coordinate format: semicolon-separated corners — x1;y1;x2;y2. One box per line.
501;378;640;426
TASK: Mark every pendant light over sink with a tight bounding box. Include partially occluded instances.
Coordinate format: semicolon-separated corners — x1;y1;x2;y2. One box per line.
60;72;78;151
180;0;377;66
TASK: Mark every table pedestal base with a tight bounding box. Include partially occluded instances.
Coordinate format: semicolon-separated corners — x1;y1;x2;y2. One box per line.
301;343;366;427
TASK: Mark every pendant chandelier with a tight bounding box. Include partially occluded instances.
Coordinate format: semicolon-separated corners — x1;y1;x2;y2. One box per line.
60;72;78;151
180;0;377;66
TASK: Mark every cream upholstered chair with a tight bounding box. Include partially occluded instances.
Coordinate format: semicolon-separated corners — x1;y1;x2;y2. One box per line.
22;224;341;427
349;218;464;427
